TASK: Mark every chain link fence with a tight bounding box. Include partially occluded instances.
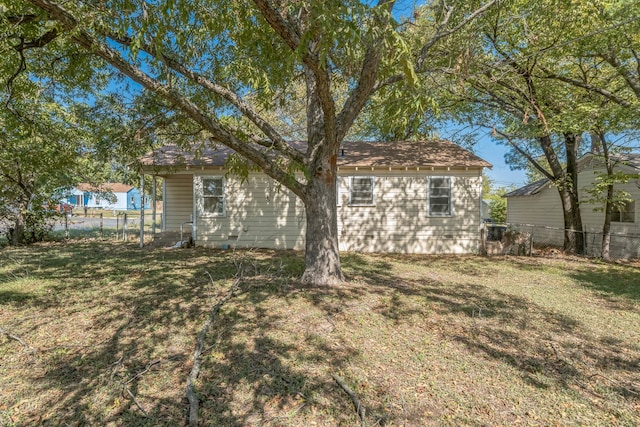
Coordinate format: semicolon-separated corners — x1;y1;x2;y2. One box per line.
482;223;640;260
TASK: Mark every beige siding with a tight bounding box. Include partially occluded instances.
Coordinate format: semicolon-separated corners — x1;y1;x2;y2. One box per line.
576;165;639;234
195;174;306;250
506;161;640;256
337;170;482;253
163;168;485;254
507;184;564;229
163;173;194;231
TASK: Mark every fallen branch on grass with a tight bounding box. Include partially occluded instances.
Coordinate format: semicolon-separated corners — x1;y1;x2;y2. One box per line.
186;273;243;426
333;374;366;427
0;326;37;353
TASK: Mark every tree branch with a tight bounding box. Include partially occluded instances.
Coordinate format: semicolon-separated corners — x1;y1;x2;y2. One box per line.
333;374;366;427
106;35;305;166
251;0;336;155
416;0;497;72
187;274;242;426
491;128;555;181
601;49;640;99
336;1;395;144
538;66;632;107
25;0;306;197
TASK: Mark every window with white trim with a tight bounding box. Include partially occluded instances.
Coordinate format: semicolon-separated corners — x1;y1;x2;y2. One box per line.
201;176;226;216
612;200;635;223
428;177;453;216
349;176;374;205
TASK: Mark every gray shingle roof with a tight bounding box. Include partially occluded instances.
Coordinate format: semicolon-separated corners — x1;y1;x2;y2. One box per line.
504;178;551;197
140;140;492;169
504;152;640;198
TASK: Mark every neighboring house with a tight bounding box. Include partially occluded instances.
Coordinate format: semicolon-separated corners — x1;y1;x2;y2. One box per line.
64;183;149;210
505;153;640;257
141;140;492;254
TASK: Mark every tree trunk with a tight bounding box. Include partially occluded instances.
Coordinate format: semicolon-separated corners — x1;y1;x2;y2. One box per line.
601;184;614;261
563;133;584;254
599;133;614;261
558;186;584;254
300;157;344;285
539;134;584;254
11;209;25;245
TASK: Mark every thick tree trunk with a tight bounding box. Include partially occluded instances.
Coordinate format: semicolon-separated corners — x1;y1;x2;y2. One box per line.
557;186;584;254
539;134;584;254
300;158;344;285
563;133;584;254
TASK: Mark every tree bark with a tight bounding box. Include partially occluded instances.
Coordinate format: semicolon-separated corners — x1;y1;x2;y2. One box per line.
563;132;584;254
11;209;25;245
538;134;584;254
599;133;614;261
601;184;613;261
300;156;344;285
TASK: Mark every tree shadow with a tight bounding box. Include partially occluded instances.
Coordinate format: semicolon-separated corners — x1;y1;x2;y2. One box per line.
568;264;640;304
2;244;639;426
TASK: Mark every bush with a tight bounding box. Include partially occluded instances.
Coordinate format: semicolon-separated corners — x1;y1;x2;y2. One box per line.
2;208;59;245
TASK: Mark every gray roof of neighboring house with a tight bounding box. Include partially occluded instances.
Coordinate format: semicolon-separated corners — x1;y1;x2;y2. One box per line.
140;140;492;169
504;152;640;198
504;178;551;197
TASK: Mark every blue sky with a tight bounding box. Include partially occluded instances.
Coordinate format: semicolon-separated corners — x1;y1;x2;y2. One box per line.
473;136;528;189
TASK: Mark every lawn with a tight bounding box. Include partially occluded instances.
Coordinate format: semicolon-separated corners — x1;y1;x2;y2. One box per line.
1;241;639;426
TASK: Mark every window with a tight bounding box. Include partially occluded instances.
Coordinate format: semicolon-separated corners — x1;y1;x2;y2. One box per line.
612;200;635;223
428;177;453;216
350;177;374;205
201;177;225;216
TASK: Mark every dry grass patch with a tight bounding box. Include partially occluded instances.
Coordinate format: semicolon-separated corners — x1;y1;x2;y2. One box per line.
1;242;639;426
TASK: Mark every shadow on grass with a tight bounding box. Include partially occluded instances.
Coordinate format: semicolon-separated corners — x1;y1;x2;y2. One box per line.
1;244;638;426
337;253;639;407
568;264;640;303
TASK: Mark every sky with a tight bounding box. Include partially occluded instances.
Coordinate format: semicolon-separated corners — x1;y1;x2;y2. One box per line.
473;138;528;189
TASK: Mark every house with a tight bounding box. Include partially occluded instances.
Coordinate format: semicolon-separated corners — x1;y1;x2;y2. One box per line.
505;153;640;257
64;183;149;211
140;140;492;254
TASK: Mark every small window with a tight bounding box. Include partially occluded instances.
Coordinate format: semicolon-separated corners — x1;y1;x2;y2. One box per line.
202;177;225;216
350;177;374;205
612;200;635;223
428;177;453;216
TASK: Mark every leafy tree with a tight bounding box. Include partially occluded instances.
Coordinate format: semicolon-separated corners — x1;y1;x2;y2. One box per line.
3;0;497;284
584;132;640;260
0;84;86;244
438;0;637;254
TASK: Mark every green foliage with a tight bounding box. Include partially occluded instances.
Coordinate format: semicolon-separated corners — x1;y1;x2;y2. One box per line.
584;170;638;213
488;197;507;223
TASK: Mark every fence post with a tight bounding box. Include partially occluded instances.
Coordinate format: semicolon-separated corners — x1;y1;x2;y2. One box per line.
529;225;534;256
123;212;128;241
100;213;103;238
65;214;69;239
